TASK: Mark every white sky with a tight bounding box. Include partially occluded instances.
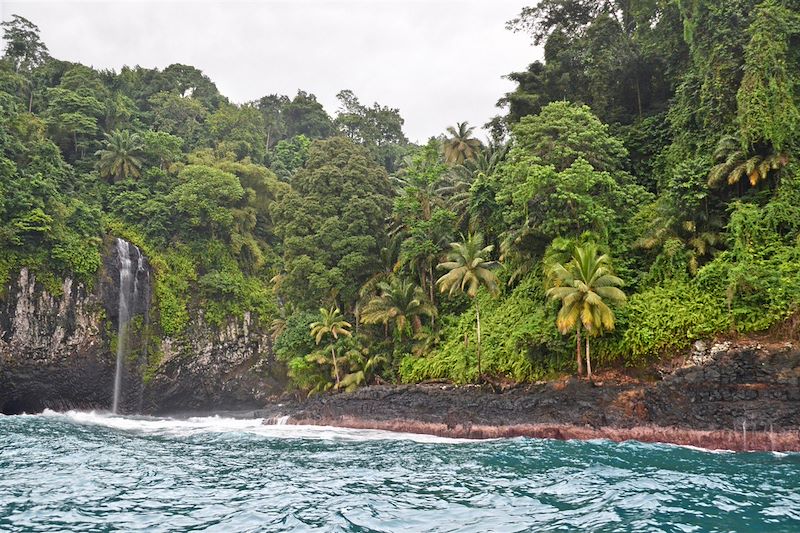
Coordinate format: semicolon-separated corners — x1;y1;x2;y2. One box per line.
1;0;541;143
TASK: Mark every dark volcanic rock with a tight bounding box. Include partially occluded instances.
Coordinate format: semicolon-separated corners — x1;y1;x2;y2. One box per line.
265;341;800;450
0;268;110;413
286;381;641;429
142;311;284;413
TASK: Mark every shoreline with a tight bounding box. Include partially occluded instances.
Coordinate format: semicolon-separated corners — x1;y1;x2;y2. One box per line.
279;415;800;452
251;340;800;452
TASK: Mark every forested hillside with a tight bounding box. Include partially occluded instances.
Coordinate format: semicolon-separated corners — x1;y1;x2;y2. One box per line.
2;0;800;394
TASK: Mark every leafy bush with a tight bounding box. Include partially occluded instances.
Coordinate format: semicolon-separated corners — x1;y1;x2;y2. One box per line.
274;310;319;362
400;275;571;383
599;282;729;365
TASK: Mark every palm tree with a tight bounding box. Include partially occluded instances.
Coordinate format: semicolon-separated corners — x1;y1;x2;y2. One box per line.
309;307;352;386
440;143;508;218
95;130;144;182
707;135;788;189
358;239;401;301
356;240;401;336
360;278;437;340
545;243;626;379
436;233;500;380
443;122;482;165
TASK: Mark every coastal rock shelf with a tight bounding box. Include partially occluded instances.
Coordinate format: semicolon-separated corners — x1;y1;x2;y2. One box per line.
259;340;800;451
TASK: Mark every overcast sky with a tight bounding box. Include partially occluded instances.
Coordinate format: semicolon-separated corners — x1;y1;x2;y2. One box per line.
2;1;541;143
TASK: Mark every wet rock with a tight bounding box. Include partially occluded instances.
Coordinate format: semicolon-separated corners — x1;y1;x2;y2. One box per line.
142;311;284;413
270;341;800;439
0;268;110;413
1;239;285;414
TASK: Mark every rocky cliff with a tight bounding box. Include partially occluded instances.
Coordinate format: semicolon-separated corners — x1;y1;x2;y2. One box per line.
142;310;282;413
0;268;109;414
0;239;284;415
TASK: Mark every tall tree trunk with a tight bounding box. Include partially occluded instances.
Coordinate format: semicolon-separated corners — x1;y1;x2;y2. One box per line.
331;344;340;386
635;76;643;118
585;337;592;380
412;315;422;334
576;324;584;377
475;298;482;381
428;262;436;327
428;263;434;303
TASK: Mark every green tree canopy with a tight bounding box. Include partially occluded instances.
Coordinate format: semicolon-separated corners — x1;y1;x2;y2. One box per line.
1;15;49;74
271;137;393;310
167;164;245;239
511;101;628;172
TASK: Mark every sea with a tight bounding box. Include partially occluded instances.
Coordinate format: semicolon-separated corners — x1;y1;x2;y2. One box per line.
1;410;799;532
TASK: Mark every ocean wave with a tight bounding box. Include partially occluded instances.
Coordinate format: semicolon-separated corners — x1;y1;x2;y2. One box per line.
34;409;471;444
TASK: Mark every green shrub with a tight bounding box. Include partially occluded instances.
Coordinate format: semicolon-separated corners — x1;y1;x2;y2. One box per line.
599;282;730;365
400;275;571;383
274;310;319;362
50;233;102;286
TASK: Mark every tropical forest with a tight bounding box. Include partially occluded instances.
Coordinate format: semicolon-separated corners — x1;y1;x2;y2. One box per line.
2;0;800;397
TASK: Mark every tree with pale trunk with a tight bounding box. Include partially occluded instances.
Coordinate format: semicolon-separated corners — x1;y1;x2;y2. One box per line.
310;307;352;386
545;242;625;379
436;233;500;381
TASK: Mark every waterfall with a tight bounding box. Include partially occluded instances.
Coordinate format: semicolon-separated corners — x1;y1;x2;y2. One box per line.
112;238;141;414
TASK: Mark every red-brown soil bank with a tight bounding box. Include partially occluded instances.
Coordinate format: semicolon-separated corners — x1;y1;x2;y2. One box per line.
263;339;800;451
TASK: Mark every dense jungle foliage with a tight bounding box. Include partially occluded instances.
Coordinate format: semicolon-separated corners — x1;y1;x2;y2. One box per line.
2;0;800;393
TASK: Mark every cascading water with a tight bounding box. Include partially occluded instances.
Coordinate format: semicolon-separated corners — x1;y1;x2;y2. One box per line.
112;238;141;414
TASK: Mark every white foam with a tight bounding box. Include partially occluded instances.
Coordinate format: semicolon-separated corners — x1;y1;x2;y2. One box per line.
34;410;470;444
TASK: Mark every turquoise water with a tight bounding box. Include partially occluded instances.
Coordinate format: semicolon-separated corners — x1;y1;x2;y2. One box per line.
1;411;798;532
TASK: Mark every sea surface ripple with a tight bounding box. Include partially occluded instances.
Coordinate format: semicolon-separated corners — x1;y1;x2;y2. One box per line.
1;410;798;532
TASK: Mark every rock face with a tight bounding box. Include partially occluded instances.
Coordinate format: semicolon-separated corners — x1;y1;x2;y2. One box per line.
143;311;283;413
0;239;284;414
650;340;800;430
0;268;110;414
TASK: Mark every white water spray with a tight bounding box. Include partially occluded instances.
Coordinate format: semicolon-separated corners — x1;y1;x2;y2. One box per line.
112;238;141;414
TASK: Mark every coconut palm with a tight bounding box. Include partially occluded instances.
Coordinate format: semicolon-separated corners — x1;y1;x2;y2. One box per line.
707;135;788;188
95;130;144;182
636;208;723;276
443;122;482;165
358;239;401;300
309;307;352;386
338;348;387;392
360;277;437;340
545;243;626;379
436;233;500;380
436;149;501;229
